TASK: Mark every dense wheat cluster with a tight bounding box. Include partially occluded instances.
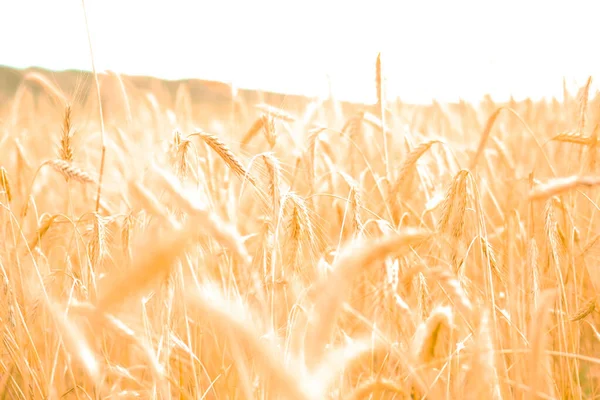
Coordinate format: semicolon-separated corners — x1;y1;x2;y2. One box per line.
1;65;599;399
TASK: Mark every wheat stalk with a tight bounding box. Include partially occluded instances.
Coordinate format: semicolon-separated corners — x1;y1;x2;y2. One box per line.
80;0;107;213
375;52;389;180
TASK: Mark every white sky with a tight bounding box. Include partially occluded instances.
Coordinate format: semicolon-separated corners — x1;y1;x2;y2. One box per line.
2;0;599;104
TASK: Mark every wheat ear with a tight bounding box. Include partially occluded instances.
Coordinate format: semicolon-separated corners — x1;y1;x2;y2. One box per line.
261;152;281;221
59;105;74;162
392;140;442;195
0;167;11;202
569;296;597;321
241;115;266;148
438;170;470;266
43;159;95;184
550;131;591;146
27;214;59;250
21;160;95;218
188;130;258;187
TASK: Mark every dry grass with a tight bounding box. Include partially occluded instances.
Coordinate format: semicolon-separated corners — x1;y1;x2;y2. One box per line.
1;65;600;400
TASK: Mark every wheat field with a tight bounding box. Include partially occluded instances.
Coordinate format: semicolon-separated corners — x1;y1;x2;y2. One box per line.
0;63;599;399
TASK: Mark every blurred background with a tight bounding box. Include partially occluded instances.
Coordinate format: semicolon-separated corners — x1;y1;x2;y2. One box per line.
1;0;598;104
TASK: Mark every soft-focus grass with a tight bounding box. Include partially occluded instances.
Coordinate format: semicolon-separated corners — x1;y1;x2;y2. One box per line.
0;69;599;399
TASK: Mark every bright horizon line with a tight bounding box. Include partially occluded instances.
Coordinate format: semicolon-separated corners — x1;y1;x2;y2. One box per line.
3;0;600;105
2;62;593;107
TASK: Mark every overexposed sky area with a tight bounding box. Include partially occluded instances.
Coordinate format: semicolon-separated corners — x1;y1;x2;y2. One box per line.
2;0;599;104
